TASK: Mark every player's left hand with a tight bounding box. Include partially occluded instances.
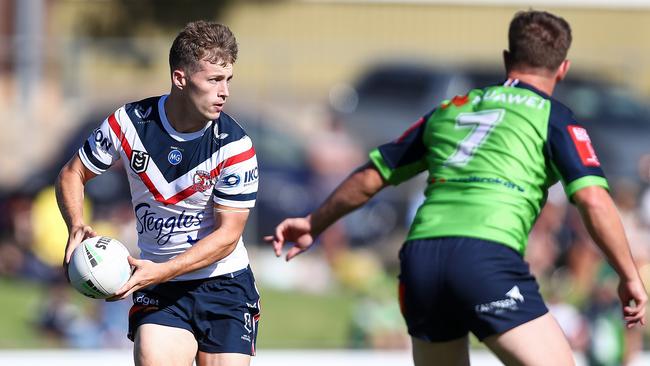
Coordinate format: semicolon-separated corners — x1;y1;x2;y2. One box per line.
107;256;167;301
618;278;648;328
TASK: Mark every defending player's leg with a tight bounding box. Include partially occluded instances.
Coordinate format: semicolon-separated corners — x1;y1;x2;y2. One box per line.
134;324;198;366
483;313;575;366
196;352;251;366
412;336;470;366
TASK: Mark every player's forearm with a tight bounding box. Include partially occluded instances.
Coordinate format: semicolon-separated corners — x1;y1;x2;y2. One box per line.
160;227;242;281
55;162;88;230
575;187;641;281
310;162;387;236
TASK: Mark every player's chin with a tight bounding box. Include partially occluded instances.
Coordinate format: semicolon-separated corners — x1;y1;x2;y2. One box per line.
204;110;221;121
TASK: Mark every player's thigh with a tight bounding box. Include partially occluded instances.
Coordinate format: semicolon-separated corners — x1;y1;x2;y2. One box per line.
412;336;469;366
196;351;250;366
483;313;575;366
134;323;198;366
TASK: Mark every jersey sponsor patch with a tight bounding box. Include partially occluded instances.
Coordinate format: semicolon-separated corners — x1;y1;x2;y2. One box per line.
567;125;600;167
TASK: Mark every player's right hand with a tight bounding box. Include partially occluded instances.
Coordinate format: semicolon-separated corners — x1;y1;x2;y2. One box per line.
63;224;97;280
263;217;315;261
618;278;648;328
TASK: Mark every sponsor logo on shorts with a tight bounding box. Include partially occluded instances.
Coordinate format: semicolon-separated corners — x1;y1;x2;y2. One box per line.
134;293;160;306
244;313;253;333
475;285;525;315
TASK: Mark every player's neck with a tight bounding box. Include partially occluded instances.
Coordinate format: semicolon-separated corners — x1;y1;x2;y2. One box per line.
506;71;557;96
164;93;210;133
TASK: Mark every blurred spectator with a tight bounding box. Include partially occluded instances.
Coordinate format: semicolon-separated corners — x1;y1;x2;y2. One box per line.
31;186;91;269
545;269;589;351
584;265;625;366
306;116;365;263
526;183;568;277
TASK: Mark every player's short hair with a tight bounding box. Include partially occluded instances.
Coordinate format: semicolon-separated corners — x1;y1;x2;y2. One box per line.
507;10;572;71
169;20;238;74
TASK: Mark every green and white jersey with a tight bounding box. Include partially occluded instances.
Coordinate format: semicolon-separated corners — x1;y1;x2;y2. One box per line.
370;79;608;254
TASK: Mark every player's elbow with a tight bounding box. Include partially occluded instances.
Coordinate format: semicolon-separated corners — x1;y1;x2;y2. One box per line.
572;185;611;214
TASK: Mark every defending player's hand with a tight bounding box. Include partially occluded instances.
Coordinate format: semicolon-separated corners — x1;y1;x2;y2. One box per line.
108;256;166;301
63;224;97;281
264;217;315;261
618;278;648;328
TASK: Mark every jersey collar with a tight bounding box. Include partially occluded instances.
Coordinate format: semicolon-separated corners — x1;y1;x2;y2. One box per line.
502;78;551;100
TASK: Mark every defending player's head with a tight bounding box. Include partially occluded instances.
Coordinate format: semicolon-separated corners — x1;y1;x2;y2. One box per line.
168;21;238;121
504;10;572;80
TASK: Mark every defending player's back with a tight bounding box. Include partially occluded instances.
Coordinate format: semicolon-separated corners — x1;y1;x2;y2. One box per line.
370;81;608;253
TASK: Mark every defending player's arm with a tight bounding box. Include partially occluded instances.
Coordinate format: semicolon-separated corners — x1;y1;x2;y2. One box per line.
266;114;431;260
573;186;647;327
266;162;388;261
56;115;122;267
547;110;647;327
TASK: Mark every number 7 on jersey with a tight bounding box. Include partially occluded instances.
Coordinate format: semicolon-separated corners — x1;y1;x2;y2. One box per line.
445;109;505;166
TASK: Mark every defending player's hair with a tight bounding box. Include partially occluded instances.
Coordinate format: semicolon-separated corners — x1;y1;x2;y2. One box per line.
507;10;572;72
169;20;238;73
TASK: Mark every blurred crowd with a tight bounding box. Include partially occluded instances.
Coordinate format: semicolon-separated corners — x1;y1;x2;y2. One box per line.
1;119;650;366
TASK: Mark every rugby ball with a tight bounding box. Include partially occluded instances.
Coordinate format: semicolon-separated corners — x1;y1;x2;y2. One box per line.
67;236;132;299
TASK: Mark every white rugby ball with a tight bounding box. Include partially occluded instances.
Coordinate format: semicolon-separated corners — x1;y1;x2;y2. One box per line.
67;236;132;299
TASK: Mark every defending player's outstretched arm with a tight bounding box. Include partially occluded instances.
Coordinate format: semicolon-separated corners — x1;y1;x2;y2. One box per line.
265;161;388;261
573;185;648;328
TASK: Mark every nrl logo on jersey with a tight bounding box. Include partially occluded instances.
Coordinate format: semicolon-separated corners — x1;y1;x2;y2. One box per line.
130;150;150;173
192;170;214;193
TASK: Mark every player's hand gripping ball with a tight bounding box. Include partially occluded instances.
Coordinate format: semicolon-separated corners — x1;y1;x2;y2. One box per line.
67;236;132;299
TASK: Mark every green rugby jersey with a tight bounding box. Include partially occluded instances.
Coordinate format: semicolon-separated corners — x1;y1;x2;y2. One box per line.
369;79;608;254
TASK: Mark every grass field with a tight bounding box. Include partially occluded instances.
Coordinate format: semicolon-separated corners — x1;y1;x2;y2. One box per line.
0;277;356;349
0;278;48;348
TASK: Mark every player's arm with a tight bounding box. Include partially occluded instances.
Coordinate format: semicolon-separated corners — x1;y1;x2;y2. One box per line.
547;111;647;328
112;204;250;300
266;113;432;260
55;155;98;265
56;113;123;268
572;186;647;328
265;162;388;261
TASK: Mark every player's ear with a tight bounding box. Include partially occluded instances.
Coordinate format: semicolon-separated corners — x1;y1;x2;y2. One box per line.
171;69;187;90
556;59;571;82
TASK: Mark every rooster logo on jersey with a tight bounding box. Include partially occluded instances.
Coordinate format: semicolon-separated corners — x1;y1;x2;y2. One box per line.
192;170;214;193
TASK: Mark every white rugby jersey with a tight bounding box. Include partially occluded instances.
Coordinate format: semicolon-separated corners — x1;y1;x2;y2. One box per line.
78;95;258;280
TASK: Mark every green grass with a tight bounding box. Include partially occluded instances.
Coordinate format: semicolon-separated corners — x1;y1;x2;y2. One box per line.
0;278;48;348
257;288;355;349
0;278;356;349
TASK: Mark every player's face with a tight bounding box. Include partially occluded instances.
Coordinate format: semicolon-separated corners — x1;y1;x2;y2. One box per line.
185;59;233;121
